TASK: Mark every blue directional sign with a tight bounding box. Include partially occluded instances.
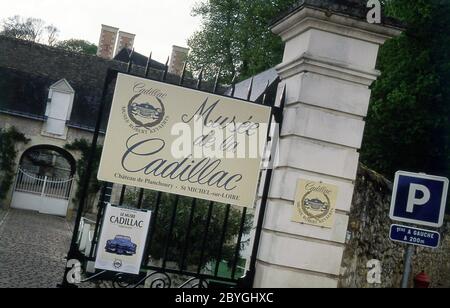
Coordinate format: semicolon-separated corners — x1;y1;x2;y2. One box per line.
390;224;440;249
390;171;449;228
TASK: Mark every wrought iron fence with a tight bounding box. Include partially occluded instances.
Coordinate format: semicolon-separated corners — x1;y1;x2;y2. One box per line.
63;50;285;289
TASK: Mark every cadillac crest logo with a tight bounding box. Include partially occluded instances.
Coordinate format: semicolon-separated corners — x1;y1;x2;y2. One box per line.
113;259;123;269
292;180;338;228
123;93;169;133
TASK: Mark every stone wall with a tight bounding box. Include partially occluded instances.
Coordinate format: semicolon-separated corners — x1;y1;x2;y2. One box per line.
340;165;450;288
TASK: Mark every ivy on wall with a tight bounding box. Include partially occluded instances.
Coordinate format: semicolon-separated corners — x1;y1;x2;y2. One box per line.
65;139;102;213
0;126;29;203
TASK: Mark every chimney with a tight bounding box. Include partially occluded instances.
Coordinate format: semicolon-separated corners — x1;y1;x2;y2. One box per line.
114;31;136;57
169;45;189;76
97;25;119;59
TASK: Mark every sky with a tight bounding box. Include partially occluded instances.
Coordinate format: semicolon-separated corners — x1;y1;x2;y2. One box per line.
0;0;202;62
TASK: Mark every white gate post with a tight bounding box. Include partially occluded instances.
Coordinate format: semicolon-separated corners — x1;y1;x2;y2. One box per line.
253;2;403;287
41;176;48;197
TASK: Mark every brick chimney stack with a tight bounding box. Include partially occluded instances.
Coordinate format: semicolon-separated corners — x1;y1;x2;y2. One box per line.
169;45;189;76
97;25;119;59
114;31;136;57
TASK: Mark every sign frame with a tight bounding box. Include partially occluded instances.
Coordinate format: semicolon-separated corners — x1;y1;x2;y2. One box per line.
95;203;152;275
97;73;272;209
389;224;441;249
389;171;449;228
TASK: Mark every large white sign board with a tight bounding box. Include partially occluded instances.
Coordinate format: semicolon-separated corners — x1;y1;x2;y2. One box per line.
95;204;152;275
97;73;271;208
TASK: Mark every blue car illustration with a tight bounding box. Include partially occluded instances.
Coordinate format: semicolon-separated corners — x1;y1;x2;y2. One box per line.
105;235;137;256
131;102;162;120
304;198;329;212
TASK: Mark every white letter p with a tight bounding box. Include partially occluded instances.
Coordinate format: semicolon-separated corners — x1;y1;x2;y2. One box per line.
407;184;431;213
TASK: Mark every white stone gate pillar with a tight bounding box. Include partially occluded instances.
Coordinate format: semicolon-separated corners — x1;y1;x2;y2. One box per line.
253;2;403;288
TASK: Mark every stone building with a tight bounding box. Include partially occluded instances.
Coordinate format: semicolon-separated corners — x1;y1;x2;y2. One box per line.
0;35;168;217
0;34;273;218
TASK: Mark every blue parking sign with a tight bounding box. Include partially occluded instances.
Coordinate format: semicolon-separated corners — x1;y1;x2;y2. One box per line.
390;171;449;228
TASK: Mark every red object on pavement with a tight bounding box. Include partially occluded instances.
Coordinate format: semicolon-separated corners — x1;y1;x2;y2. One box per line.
414;271;431;288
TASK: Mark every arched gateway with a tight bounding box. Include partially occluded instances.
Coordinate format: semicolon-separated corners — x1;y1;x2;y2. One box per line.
11;145;76;217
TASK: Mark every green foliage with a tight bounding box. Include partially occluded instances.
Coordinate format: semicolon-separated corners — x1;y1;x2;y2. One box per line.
123;188;252;272
361;0;450;180
65;139;102;212
56;39;98;55
189;0;450;182
0;127;29;202
187;0;296;82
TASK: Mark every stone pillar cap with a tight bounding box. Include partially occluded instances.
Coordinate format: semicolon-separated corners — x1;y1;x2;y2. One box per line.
271;0;404;45
271;0;405;31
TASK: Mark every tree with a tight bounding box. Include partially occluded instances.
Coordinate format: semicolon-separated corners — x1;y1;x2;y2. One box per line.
46;25;59;46
189;0;450;183
187;0;296;83
361;0;450;180
56;39;98;55
0;15;59;45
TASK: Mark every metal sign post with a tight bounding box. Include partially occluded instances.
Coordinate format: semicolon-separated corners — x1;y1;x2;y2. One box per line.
401;245;415;288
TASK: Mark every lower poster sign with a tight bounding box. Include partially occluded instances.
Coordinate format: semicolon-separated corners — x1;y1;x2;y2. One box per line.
95;204;152;275
389;224;440;249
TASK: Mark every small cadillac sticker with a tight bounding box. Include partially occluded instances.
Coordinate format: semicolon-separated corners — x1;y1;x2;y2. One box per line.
113;259;123;269
292;180;338;228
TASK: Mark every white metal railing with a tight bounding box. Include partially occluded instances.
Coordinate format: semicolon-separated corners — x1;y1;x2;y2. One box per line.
14;168;73;200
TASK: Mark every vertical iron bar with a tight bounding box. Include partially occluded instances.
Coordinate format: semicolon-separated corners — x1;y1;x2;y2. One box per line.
230;74;237;97
231;208;247;279
137;188;144;209
161;56;169;81
119;185;126;205
246;77;254;101
180;199;197;271
162;195;180;269
213;68;221;93
127;48;134;73
214;204;231;277
144;191;162;265
278;85;287;119
88;183;108;259
197;201;214;274
145;52;152;77
196;68;204;90
179;61;187;86
261;80;270;105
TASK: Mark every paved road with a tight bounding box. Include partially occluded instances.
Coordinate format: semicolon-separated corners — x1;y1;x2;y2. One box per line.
0;209;72;288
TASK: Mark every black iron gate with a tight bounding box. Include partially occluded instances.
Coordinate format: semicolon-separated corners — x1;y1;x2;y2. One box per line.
61;54;285;288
